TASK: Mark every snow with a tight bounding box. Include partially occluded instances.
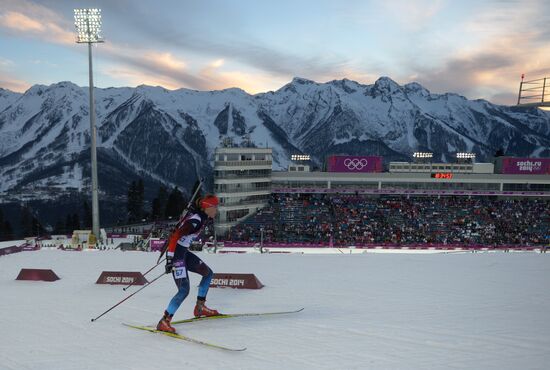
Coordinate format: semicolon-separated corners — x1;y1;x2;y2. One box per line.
2;77;549;196
1;249;549;369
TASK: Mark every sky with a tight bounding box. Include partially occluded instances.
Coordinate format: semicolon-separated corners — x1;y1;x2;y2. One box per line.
0;0;549;105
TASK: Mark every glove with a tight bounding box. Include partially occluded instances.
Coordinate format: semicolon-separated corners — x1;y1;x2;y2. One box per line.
165;257;174;274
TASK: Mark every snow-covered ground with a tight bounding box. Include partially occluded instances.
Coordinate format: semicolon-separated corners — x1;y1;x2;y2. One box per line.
1;249;549;370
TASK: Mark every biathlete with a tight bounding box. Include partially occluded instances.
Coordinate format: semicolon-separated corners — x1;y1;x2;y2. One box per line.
157;194;220;333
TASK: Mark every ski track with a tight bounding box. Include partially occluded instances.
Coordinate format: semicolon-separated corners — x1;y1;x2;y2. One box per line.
1;250;549;369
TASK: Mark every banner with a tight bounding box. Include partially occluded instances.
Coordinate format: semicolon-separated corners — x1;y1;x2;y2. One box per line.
149;239;166;251
499;157;550;175
327;155;383;173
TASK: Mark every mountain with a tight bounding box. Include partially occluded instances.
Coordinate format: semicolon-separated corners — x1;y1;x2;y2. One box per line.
0;77;549;227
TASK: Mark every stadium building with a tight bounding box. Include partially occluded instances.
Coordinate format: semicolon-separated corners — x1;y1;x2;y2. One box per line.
213;145;273;235
213;149;550;241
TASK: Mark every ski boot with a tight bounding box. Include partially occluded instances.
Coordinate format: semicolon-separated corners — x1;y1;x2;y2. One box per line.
156;310;176;333
194;297;220;318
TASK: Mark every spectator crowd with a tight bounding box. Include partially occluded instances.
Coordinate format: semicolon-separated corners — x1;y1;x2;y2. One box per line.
227;193;549;247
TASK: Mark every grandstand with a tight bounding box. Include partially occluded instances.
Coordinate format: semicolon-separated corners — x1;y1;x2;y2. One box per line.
218;153;550;249
227;193;548;248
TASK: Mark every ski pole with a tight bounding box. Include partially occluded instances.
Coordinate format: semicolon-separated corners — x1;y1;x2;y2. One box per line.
122;258;166;291
91;271;165;322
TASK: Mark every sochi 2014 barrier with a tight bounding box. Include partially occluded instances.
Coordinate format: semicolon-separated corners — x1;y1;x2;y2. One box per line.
96;271;148;285
0;245;22;256
0;243;42;257
107;233;128;238
21;243;40;251
16;268;60;282
210;273;264;289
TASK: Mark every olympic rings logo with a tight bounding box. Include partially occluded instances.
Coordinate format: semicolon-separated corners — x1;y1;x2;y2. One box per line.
343;158;368;170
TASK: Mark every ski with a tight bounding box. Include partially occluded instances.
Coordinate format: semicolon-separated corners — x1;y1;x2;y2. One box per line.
171;307;304;325
123;323;246;352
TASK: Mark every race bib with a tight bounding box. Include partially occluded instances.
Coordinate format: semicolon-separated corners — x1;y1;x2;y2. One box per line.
174;266;186;279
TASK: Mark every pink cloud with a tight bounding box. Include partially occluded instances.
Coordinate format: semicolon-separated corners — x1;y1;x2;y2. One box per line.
0;2;74;45
0;11;44;32
0;74;31;92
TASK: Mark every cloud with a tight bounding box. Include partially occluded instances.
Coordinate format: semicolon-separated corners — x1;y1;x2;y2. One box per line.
0;56;29;92
0;11;44;32
413;40;550;104
0;1;74;45
209;59;225;68
103;49;287;94
86;2;354;83
0;74;31;92
409;0;550;104
2;0;548;102
0;57;14;67
380;0;444;30
0;0;366;93
197;65;288;94
101;45;212;90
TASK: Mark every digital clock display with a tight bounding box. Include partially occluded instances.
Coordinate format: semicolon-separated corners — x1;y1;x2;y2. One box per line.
431;173;453;179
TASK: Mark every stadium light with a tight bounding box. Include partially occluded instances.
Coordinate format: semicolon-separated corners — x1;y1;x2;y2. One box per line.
413;152;433;159
291;154;310;161
456;152;476;159
75;8;104;242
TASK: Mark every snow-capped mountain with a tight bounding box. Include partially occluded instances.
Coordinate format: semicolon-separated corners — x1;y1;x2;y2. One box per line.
0;77;549;205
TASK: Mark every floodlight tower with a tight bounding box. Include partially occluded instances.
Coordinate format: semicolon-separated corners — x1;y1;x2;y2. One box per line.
456;152;476;164
413;152;433;163
74;8;103;241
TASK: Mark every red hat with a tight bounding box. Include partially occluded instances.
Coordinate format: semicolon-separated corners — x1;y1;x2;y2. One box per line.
200;195;219;209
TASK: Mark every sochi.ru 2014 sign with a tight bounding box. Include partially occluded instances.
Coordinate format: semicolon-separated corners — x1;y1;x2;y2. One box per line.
500;157;550;174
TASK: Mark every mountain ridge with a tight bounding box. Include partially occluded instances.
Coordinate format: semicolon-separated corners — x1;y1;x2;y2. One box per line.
0;76;548;206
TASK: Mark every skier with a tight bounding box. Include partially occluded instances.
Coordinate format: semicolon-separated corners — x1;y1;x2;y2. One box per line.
157;194;220;333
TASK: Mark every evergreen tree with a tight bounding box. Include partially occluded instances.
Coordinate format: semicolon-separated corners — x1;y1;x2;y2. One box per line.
0;208;6;241
54;219;66;234
158;185;168;218
0;208;4;241
31;216;45;237
127;179;145;222
151;198;161;220
151;185;168;220
127;180;137;223
136;179;144;221
165;187;185;219
82;201;92;228
65;214;73;234
72;213;80;231
3;221;13;241
20;205;32;237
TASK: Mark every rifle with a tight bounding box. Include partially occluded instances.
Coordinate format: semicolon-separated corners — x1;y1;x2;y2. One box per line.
156;179;204;264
